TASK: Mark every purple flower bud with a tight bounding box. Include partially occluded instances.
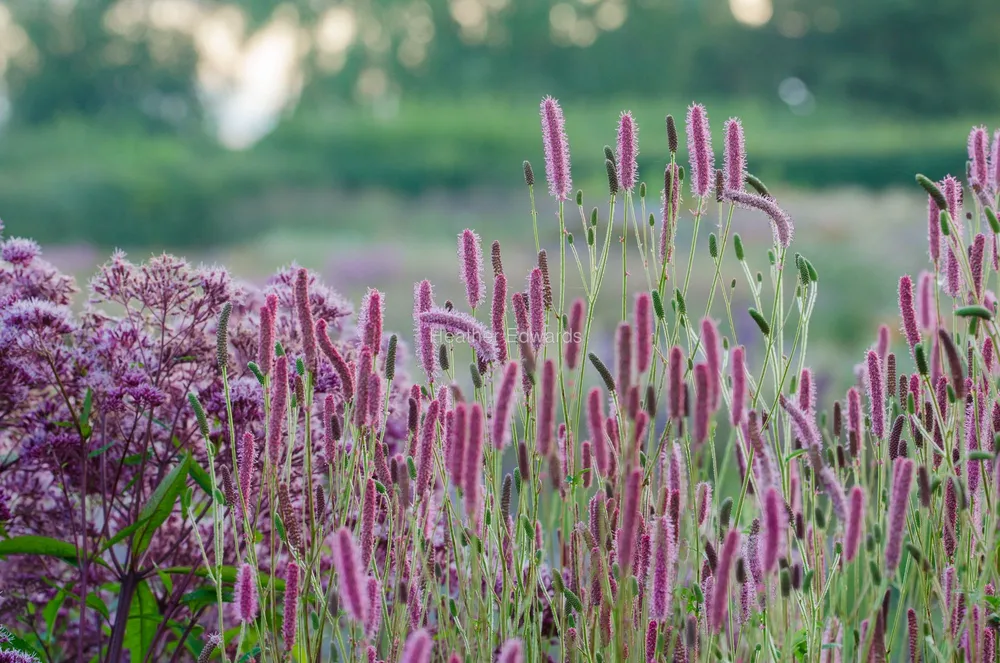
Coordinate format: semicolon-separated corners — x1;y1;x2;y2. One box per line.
617;111;639;192
419;308;497;362
416;400;440;499
885;457;914;575
847;386;862;442
235;562;258;623
724;189;793;248
353;347;373;428
358;287;384;354
458;229;484;309
972;233;986;296
464;403;485;522
491;362;518;449
498;638;524;663
361;477;376;568
660;163;681;264
928;196;942;265
721;346;745;429
491;272;508;364
448;403;468;486
709;529;740;632
693;362;711;444
283;561;300;650
898;275;921;357
540;96;572;201
365;576;382;640
588;387;609;475
294;268;318;372
565;297;585;370
616;322;633;394
969;125;990;190
414;280;437;382
258;297;276;375
762;486;785;573
645;620;658;663
634;293;654;374
686;103;714;198
400;628;433;663
867;350;886;439
618;468;643;575
580;441;593;488
669;345;685;423
333;527;367;624
537;359;556;456
723;118;746;193
843;486;864;563
238;431;256;509
528;268;546;354
267;355;289;466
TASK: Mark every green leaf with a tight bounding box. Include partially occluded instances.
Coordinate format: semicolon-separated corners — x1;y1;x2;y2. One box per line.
188;455;218;501
88;440;116;458
43;589;69;642
80;388;94;440
125;579;159;661
86;591;111;621
132;457;191;557
100;521;144;553
0;535;81;565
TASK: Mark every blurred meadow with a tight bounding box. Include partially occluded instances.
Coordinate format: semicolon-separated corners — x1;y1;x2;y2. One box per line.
2;0;998;394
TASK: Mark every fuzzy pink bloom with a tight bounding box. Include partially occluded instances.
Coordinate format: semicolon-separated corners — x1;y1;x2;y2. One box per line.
762;487;785;573
616;321;633;393
588;387;610;475
700;318;721;409
464;403;485;520
876;324;890;365
238;431;256;509
634;293;653;374
617;111;639;192
528;268;545;353
798;367;814;414
323;394;338;465
491;361;519;449
512;291;530;344
258;296;276;375
361;477;376;567
645;620;658;663
353;346;372;428
540;96;572;200
725;188;793;247
928;196;942;265
686;103;714;197
581;441;593;488
420;308;496;361
416;400;441;499
414;280;436;381
710;529;740;632
358;288;384;353
885;457;914;575
316;318;353;397
669;345;684;421
847;386;862;441
906;608;919;663
235;562;258;623
898;274;921;356
723;117;746;192
649;515;674;621
660;163;681;264
449;403;468;486
333;527;367;624
969;125;990;189
914;271;934;332
866;350;886;439
366;373;383;431
294;268;318;372
780;395;847;519
267;355;289;466
565;298;585;369
843;486;864;563
491;273;508;363
498;638;524;663
618;468;643;574
972;232;987;296
986;337;995;373
992;128;1000;193
537;359;556;456
693;362;711;444
365;577;382;640
400;629;433;663
458;229;484;309
283;561;300;650
730;346;747;427
695;482;712;528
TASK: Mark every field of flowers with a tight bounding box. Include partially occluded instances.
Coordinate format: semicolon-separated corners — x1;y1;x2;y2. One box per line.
1;97;999;663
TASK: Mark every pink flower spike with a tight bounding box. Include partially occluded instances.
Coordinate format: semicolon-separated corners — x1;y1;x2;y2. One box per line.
528;268;546;353
992;128;1000;193
449;403;468;486
686;103;714;198
972;233;987;296
400;629;433;663
238;431;256;510
235;562;258;623
693;362;711;444
498;638;524;663
419;308;497;362
491;272;508;363
618;468;643;575
358;288;384;353
844;485;864;563
492;361;519;449
464;403;485;521
927;196;942;265
885;458;915;575
617;111;639;192
332;527;367;624
762;486;785;573
565;298;585;369
360;478;376;567
867;350;886;440
416;400;441;499
537;359;556;456
798;367;814;415
725;188;794;247
635;292;653;374
267;355;289;466
283;561;300;650
317;318;354;397
616;321;633;394
294;267;318;372
540;96;572;200
847;386;862;441
414;280;437;382
969;125;990;189
365;577;382;640
668;346;684;421
588;387;609;475
258;298;276;375
730;346;747;427
458;229;484;309
709;529;740;632
723;117;746;193
898;275;921;357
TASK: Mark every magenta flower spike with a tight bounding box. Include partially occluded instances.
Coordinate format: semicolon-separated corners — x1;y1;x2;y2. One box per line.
709;529;740;632
491;272;508;363
686;103;714;198
992;129;1000;193
353;346;372;428
565;297;585;369
867;350;886;439
723;117;746;193
847;386;862;441
649;515;674;621
885;457;915;575
492;361;519;449
730;346;747;427
458;229;484;309
414;279;437;381
283;561;300;651
332;527;367;624
617;110;639;192
724;189;794;248
258;296;276;375
618;468;643;575
669;345;685;421
450;403;468;485
660;162;681;264
365;576;382;640
645;621;658;663
798;367;814;414
588;387;610;475
316;318;354;397
972;233;986;296
238;431;256;508
267;355;289;466
762;486;785;573
634;292;653;374
898;275;921;357
294;267;318;372
464;403;485;521
498;638;524;663
581;441;593;488
361;477;376;568
693;362;711;444
400;628;433;663
537;359;556;456
528;268;545;353
844;486;864;563
616;321;633;394
235;562;258;623
416;399;440;499
358;287;384;354
969;125;990;190
927;196;942;265
540;96;572;201
696;482;713;528
419;308;497;361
